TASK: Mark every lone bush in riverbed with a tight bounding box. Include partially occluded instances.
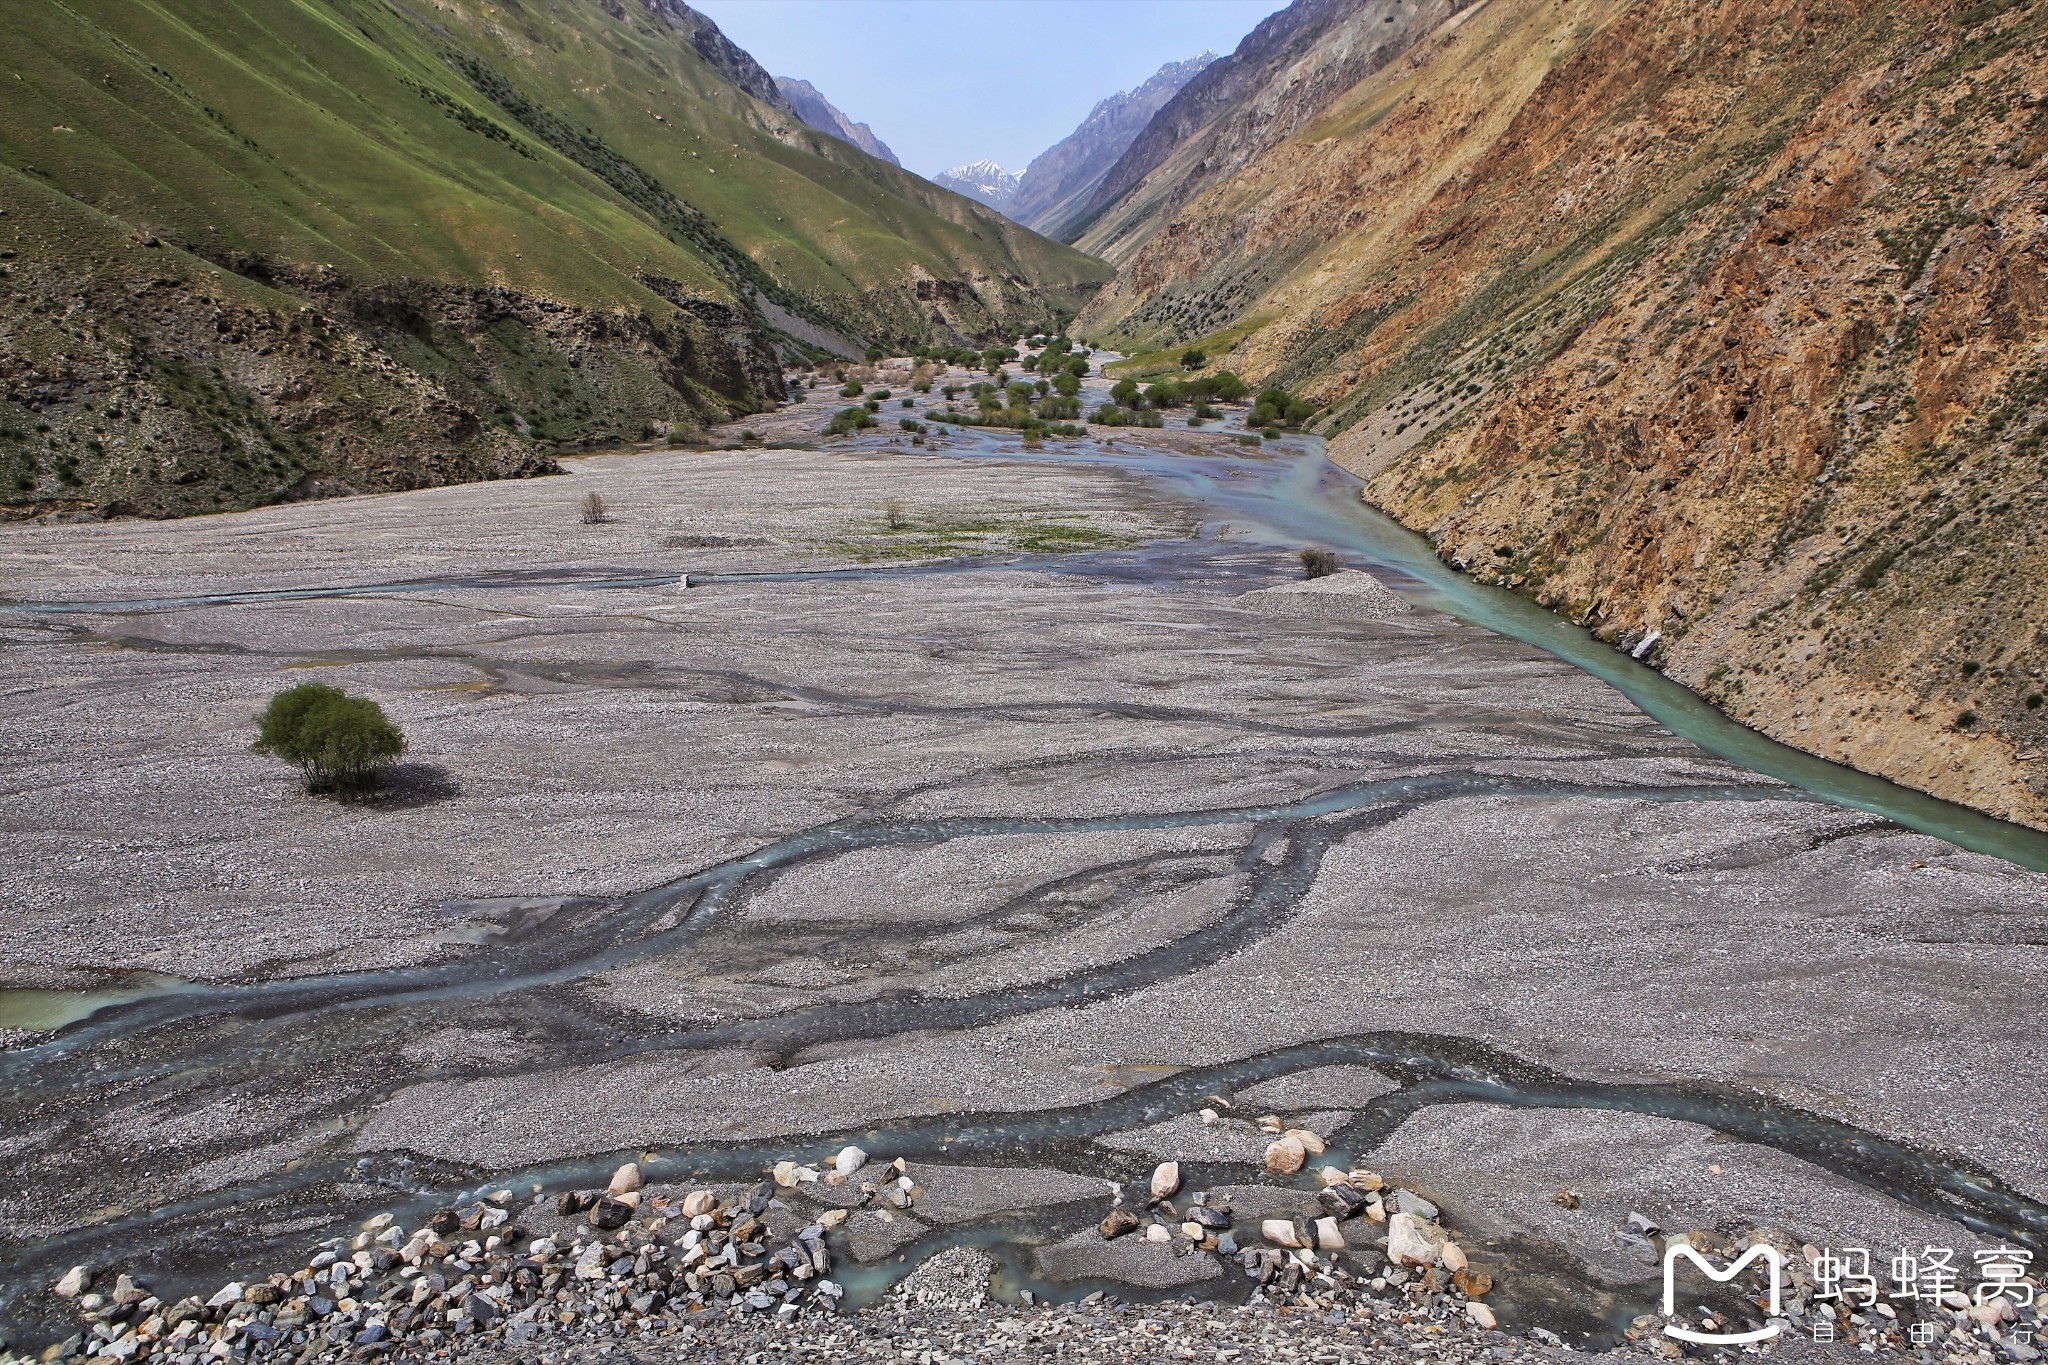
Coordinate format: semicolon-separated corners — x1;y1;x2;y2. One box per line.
1299;548;1342;579
253;683;408;798
579;491;609;524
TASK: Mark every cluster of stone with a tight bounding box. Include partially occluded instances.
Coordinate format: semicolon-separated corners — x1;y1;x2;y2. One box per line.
35;1147;890;1363
1096;1123;1500;1333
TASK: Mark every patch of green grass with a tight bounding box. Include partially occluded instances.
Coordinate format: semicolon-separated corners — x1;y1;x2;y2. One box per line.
818;503;1134;562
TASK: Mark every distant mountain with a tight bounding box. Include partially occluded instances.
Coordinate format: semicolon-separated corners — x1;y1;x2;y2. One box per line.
1075;0;1407;260
934;160;1021;213
1011;54;1215;239
774;76;900;166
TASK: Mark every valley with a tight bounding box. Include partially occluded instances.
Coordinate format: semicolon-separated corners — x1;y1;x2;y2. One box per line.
4;0;2046;1360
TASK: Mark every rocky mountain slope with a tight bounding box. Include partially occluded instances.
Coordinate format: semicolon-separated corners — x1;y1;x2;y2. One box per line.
1078;0;2048;830
1071;0;1464;262
1011;54;1215;239
774;77;901;166
934;161;1022;215
0;0;1105;519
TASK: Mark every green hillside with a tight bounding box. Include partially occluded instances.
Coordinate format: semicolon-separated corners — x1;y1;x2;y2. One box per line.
0;0;1109;517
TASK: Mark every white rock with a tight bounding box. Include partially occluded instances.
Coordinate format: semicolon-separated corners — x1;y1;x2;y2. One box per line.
608;1162;643;1195
680;1191;717;1217
833;1145;867;1176
1468;1302;1498;1330
54;1266;91;1298
1442;1240;1470;1273
1150;1162;1181;1199
1143;1223;1171;1244
1314;1217;1345;1250
1387;1212;1446;1267
1260;1219;1304;1249
204;1283;244;1309
772;1160;799;1188
361;1213;395;1233
1317;1165;1350;1187
1287;1129;1326;1156
1264;1136;1306;1174
1199;1109;1220;1126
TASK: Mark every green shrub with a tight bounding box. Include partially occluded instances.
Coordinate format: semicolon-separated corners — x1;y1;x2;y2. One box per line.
1181;348;1206;368
826;406;876;435
1299;548;1341;579
839;381;863;398
1250;385;1317;428
253;683;407;797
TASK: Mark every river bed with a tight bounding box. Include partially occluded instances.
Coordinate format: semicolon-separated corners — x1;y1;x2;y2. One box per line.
0;356;2043;1351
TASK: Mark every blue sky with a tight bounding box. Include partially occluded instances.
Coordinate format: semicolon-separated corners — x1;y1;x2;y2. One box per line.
693;0;1282;177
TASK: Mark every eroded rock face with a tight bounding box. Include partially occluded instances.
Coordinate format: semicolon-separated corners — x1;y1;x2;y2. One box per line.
1079;0;2048;828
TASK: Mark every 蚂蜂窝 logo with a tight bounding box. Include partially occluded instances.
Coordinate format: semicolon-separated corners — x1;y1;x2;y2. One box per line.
1663;1243;1786;1344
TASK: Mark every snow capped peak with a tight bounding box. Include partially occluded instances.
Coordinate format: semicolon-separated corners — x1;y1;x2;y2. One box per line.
934;159;1022;212
946;158;1014;180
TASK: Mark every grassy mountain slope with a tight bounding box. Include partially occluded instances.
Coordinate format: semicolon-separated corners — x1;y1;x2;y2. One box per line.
0;0;1107;518
1079;0;2048;830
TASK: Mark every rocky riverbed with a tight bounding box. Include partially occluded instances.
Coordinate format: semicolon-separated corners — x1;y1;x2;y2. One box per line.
34;1138;2040;1365
2;354;2045;1362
